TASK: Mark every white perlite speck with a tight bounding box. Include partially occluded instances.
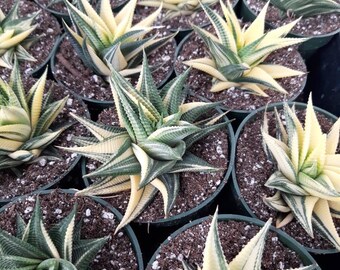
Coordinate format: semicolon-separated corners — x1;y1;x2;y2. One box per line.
102;211;114;219
85;209;91;217
24;206;33;214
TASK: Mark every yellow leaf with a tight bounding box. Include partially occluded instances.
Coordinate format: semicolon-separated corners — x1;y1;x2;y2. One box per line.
258;64;305;79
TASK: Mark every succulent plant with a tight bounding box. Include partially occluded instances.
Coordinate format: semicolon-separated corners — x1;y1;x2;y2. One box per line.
0;0;40;68
262;95;340;250
184;1;307;96
63;0;175;78
0;198;108;269
60;54;228;231
182;208;316;270
138;0;218;21
0;60;69;170
269;0;340;18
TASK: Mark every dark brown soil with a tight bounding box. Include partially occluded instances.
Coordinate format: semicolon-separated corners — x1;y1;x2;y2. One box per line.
53;32;176;102
0;0;61;74
175;26;307;111
35;0;128;14
0;189;139;270
245;0;340;36
0;78;89;201
136;0;238;30
148;218;307;270
84;105;230;222
235;107;340;250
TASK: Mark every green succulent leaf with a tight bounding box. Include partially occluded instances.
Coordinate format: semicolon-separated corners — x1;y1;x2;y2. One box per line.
64;0;174;77
185;0;307;96
63;55;227;231
0;198;108;269
270;0;340;17
0;0;39;68
262;94;340;250
0;60;69;169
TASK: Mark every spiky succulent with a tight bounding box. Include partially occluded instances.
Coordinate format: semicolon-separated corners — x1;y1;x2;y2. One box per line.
184;1;307;96
262;95;340;250
63;0;175;78
270;0;340;18
0;0;39;69
138;0;218;21
60;54;227;231
182;208;315;270
0;198;108;269
0;60;68;170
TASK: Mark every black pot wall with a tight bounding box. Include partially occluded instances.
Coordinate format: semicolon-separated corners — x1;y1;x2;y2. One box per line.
307;33;340;116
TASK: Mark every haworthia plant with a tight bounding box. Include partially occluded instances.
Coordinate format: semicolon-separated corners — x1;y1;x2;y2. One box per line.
262;94;340;250
0;198;108;269
182;208;316;270
63;0;175;78
184;0;307;96
0;60;69;170
138;0;218;21
0;0;39;68
269;0;340;18
60;54;228;231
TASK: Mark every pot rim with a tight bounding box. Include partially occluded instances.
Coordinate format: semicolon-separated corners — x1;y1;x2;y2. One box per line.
231;100;340;254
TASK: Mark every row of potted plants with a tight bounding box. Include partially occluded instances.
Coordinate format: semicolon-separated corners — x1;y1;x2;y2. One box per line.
0;0;339;269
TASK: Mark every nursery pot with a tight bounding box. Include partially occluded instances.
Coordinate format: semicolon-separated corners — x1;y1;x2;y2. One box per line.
51;34;176;110
0;188;144;270
147;214;319;269
240;0;340;59
231;101;339;255
175;31;307;125
0;85;90;206
81;109;236;227
308;33;340;117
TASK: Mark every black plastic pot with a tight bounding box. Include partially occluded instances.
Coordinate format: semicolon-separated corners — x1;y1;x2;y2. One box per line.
240;0;340;59
0;188;144;270
231;101;339;256
0;86;90;206
50;34;176;110
147;213;319;269
307;33;340;117
81;110;235;227
175;31;307;125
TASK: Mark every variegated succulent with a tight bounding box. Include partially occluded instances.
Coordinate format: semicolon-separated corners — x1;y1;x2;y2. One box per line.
0;0;40;69
63;0;175;77
0;198;108;269
184;1;307;96
0;60;68;170
138;0;218;21
262;95;340;250
270;0;340;18
182;208;316;270
60;54;228;231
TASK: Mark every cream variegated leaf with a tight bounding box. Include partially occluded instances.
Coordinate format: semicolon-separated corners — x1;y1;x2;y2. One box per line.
0;198;108;269
262;96;340;250
185;1;306;96
65;56;225;231
64;0;174;78
0;61;68;169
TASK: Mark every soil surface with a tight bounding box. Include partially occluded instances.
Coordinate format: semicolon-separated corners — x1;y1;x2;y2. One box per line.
175;26;307;111
84;105;230;222
148;218;307;269
236;107;340;250
35;0;128;14
0;189;139;269
136;0;238;30
245;0;340;36
0;0;61;74
53;33;176;102
0;78;89;201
